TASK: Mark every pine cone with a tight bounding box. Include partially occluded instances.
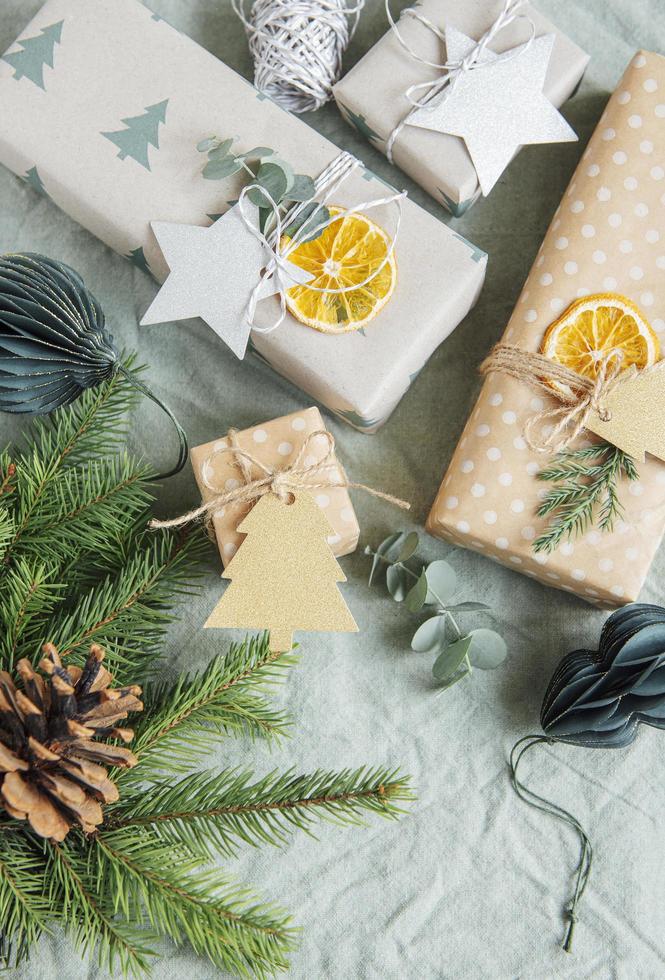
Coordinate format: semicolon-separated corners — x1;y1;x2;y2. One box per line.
0;643;143;841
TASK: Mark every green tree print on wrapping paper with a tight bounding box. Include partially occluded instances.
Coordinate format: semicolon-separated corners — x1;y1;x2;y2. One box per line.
102;100;169;171
2;20;63;90
338;103;383;144
23;166;46;196
126;245;151;275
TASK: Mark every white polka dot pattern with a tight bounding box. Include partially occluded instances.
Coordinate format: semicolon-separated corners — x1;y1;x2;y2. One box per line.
190;407;359;567
428;52;665;608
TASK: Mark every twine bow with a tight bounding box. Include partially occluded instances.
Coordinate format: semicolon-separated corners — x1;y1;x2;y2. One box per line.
385;0;534;163
149;428;410;531
239;151;405;337
480;343;632;453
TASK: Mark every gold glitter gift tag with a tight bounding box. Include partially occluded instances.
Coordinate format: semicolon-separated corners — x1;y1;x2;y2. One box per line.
586;361;665;463
204;490;358;652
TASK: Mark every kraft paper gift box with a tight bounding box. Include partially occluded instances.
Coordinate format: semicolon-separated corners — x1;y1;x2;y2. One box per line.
333;0;589;216
427;51;665;607
190;407;359;567
0;0;487;434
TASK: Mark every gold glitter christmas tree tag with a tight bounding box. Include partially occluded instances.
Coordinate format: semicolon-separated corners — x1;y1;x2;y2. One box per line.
586;361;665;463
204;490;358;652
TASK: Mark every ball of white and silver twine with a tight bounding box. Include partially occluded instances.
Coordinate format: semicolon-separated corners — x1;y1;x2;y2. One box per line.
231;0;365;113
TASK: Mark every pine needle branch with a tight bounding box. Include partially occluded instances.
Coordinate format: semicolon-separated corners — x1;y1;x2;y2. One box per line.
45;839;154;978
122;633;295;774
533;441;638;553
8;454;155;568
3;358;143;565
93;834;296;978
109;767;414;859
0;558;63;667
0;830;52;969
41;530;207;682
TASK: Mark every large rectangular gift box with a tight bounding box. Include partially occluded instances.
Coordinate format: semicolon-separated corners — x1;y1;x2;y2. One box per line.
427;51;665;607
0;0;487;433
333;0;589;216
190;407;359;567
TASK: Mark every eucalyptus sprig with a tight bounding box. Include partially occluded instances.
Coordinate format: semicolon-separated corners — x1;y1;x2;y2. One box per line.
366;532;507;691
196;135;329;241
533;441;638;553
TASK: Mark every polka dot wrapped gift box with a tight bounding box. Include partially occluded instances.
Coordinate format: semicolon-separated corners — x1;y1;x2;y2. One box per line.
190;408;359;567
427;50;665;607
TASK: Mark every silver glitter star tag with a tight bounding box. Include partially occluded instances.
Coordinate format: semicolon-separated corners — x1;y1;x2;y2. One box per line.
141;203;314;359
407;27;578;196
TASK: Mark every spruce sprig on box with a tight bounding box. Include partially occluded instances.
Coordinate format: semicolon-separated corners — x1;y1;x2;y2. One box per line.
0;369;412;977
533;441;638;553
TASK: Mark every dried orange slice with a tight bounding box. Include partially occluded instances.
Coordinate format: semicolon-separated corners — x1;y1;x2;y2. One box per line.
540;293;659;393
282;207;396;333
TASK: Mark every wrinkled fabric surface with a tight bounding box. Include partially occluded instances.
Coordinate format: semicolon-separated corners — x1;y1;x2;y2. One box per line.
1;1;665;977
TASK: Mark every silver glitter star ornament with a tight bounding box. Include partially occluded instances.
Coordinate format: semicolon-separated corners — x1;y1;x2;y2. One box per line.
407;27;578;196
141;203;314;359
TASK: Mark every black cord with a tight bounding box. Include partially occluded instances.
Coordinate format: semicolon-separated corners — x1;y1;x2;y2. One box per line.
117;365;189;480
509;735;593;953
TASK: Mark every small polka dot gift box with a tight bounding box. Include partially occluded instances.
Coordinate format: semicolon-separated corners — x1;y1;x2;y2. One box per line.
427;51;665;607
190;408;359;567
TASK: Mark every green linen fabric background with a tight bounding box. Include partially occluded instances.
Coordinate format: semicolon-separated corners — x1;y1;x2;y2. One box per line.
1;0;665;976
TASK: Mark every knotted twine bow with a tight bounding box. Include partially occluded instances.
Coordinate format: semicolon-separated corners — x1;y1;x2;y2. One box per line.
149;428;410;532
480;343;632;453
385;0;534;163
239;151;405;337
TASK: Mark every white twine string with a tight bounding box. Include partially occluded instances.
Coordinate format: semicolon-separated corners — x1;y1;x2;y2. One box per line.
384;0;534;163
238;150;406;336
232;0;365;113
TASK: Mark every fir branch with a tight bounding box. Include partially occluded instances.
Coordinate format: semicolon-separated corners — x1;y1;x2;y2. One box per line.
45;840;155;978
0;558;63;666
94;834;296;979
7;454;155;569
41;531;207;682
3;358;143;564
110;767;414;860
124;634;295;774
0;831;52;969
533;442;639;553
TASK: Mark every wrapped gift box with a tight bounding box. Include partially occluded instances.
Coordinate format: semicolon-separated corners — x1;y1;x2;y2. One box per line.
427;51;665;606
190;406;359;567
0;0;487;433
333;0;589;215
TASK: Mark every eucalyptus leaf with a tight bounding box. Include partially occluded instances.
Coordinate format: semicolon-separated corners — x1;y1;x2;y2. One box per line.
258;207;272;235
386;564;410;602
435;665;470;691
284;202;330;243
368;532;404;586
288;174;316;201
467;629;507;670
203;157;244;180
405;570;428;613
445;601;491;612
239;147;274;159
425;560;457;605
411;615;447;653
197;136;219;153
208;138;235;160
432;636;472;683
377;532;406;561
398;531;419;563
246;161;289;206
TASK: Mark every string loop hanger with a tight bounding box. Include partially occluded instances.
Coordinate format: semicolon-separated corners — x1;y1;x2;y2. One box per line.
232;0;365;113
